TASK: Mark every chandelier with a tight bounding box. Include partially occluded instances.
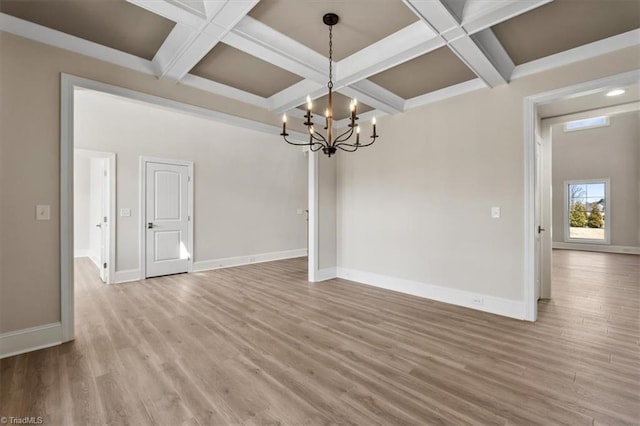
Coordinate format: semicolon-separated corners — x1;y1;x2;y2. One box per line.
280;13;379;157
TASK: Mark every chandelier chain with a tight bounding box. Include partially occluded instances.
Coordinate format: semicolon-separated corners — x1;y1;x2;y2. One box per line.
328;25;333;89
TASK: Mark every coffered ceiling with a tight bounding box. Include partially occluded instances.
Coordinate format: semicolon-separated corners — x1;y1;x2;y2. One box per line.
1;0;638;127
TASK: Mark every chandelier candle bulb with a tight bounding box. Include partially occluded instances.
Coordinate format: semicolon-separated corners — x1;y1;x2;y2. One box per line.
282;114;287;134
356;126;360;144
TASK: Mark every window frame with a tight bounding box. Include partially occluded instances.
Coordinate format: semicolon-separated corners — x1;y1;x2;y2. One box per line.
563;116;610;133
563;178;611;244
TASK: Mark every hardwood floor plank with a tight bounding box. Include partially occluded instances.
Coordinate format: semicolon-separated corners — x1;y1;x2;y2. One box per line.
1;250;638;425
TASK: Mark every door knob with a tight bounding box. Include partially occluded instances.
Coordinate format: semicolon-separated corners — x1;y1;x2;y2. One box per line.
95;223;102;228
538;225;545;234
147;222;154;229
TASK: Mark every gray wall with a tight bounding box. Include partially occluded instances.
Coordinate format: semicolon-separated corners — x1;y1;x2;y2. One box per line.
75;90;308;273
551;111;639;247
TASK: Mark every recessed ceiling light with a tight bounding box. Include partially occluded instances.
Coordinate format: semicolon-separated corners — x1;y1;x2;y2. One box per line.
606;89;626;97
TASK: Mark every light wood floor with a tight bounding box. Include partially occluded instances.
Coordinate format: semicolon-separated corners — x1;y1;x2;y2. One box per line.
1;250;638;425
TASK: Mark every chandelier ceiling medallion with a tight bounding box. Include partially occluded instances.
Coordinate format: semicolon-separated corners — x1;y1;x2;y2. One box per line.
280;13;379;157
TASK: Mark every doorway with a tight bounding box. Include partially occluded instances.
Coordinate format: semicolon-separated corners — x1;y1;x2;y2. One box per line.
139;157;194;279
524;69;639;320
73;149;116;284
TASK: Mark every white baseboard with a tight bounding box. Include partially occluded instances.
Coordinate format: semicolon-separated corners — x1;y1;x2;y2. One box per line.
0;322;62;359
336;267;526;320
314;267;337;282
74;249;91;258
113;269;141;283
553;242;640;255
193;248;307;273
89;254;101;269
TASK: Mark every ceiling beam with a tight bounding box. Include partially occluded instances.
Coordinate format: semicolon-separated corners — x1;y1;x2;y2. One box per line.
461;0;553;34
335;21;444;86
228;16;411;114
404;0;516;86
223;16;327;82
341;81;405;115
128;0;258;81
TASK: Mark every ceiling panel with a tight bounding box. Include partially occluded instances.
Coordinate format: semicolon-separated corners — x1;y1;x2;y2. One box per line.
191;43;304;98
248;0;419;61
368;47;478;99
0;0;175;60
492;0;640;65
297;92;374;121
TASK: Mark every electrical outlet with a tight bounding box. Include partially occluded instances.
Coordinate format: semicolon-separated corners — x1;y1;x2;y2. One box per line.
491;206;501;219
472;297;484;306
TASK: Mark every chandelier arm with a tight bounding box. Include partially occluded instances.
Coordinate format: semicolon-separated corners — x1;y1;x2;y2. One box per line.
336;134;379;149
332;127;355;145
359;135;379;147
353;135;379;148
335;144;359;153
310;143;324;152
282;134;318;147
310;131;328;144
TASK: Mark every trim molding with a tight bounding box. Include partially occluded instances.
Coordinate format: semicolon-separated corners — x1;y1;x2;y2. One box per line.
315;267;337;282
553;242;640;255
337;267;526;320
113;269;142;284
0;322;62;359
512;29;640;80
193;249;307;273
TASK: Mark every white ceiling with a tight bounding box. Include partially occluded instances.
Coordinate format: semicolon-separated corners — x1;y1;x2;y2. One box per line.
538;83;640;119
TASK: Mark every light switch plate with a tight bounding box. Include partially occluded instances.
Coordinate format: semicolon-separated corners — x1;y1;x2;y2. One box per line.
120;208;131;217
491;206;501;219
36;205;50;221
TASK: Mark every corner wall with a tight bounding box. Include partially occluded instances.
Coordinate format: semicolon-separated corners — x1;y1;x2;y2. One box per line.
74;90;307;276
336;47;639;319
0;31;305;334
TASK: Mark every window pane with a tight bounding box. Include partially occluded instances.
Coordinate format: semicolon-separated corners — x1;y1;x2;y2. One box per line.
567;181;606;241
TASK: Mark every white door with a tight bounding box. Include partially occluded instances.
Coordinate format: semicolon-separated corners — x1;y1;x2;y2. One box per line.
145;161;190;278
98;160;109;282
534;139;544;301
90;157;109;282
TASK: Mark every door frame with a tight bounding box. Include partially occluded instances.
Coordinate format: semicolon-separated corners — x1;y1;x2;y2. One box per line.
522;69;639;321
139;156;194;279
75;149;116;284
